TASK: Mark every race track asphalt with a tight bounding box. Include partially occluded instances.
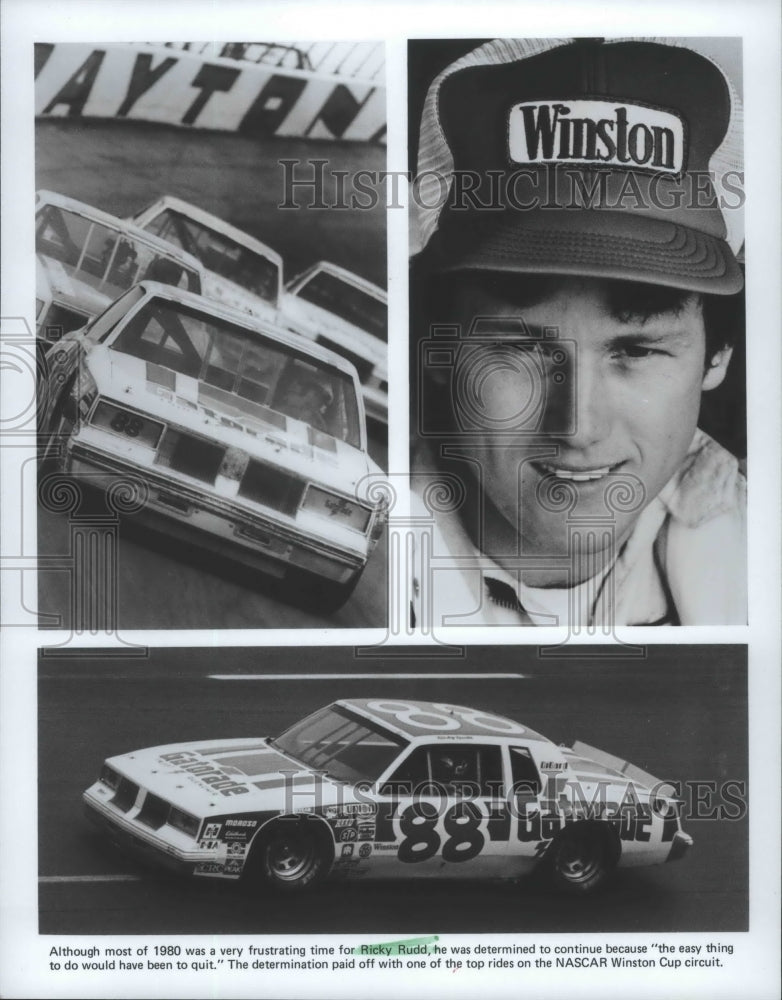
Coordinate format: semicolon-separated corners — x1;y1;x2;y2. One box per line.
35;119;388;630
38;645;748;935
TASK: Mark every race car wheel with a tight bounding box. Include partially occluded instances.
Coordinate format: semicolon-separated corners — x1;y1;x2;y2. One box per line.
38;373;77;470
252;819;331;892
548;823;616;895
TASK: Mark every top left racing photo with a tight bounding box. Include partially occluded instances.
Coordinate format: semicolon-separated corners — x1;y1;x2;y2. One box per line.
33;41;389;630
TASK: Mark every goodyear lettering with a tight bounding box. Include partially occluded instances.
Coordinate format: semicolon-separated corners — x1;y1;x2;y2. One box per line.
508;100;684;173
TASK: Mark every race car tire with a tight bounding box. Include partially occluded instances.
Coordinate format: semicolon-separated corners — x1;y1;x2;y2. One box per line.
250;818;332;892
547;823;617;896
38;372;77;471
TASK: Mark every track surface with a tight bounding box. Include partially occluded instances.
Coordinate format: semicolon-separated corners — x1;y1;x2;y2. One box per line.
36;120;388;629
39;646;748;935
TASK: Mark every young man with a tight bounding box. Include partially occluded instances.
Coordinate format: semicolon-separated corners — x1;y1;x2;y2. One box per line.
409;38;746;627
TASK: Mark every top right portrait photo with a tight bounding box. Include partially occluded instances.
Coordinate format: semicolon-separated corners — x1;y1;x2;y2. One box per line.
408;37;746;629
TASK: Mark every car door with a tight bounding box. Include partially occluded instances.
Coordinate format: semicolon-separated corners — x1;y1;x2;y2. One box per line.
371;743;512;878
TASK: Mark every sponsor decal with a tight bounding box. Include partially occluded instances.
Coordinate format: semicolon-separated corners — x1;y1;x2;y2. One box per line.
194;862;224;875
224;858;244;874
373;843;397;852
540;762;567;771
334;818;354;829
202;823;222;838
339;828;358;842
227;842;246;856
508;100;685;173
225;818;257;828
159;751;249;797
357;822;375;841
341;844;355;858
358;844;372;859
198;839;221;851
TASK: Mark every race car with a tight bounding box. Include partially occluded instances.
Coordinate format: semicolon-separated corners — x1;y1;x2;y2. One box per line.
39;282;385;609
130;195;283;323
35;189;205;350
83;699;692;895
281;262;388;428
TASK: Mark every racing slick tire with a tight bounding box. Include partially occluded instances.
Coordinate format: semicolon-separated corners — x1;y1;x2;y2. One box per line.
546;822;618;896
248;818;333;893
38;371;77;471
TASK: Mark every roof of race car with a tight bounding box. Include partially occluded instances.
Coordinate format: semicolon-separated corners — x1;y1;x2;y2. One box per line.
126;281;365;379
337;699;552;743
131;195;283;266
286;260;387;302
35;189;206;274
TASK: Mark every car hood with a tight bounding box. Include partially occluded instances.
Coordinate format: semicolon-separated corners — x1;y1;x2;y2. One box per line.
106;737;347;816
85;345;378;489
37;254;112;316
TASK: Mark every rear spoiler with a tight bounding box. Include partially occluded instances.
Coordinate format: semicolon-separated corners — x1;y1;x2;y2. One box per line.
571;741;678;799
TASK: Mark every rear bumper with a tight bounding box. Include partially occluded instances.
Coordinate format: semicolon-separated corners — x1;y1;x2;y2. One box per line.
65;439;370;584
666;830;693;862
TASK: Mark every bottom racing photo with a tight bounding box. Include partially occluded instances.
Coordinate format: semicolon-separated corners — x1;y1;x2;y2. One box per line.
38;644;748;935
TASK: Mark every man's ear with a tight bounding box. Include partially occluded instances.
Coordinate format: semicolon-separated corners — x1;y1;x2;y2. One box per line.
702;346;733;391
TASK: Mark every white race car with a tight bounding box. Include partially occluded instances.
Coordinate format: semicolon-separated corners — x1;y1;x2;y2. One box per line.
130;195;283;324
83;699;692;895
39;282;385;609
281;262;388;428
36;189;205;349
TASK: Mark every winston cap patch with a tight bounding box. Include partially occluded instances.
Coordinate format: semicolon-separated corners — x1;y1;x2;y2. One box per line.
508;100;685;173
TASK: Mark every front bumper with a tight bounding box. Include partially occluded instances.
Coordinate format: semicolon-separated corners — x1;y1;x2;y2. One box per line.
666;830;694;862
65;437;371;584
83;789;204;877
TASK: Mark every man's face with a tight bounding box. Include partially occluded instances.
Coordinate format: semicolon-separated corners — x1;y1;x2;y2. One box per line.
439;275;731;586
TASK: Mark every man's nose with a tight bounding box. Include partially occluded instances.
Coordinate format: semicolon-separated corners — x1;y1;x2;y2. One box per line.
539;349;612;447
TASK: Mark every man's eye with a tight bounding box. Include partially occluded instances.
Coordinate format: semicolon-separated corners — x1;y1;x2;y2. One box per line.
615;345;663;359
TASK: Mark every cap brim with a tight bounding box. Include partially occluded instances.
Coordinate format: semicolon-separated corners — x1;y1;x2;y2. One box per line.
430;210;744;295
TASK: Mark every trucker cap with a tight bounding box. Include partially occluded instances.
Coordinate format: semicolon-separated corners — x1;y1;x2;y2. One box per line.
412;38;744;294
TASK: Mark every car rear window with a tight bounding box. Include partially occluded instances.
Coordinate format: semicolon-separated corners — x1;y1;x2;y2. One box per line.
36;204;201;297
295;270;387;341
110;298;362;447
140;208;279;306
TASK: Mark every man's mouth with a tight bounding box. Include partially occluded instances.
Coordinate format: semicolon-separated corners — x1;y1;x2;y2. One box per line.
534;461;618;482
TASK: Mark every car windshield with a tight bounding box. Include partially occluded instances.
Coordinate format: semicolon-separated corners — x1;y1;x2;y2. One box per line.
295;270;387;342
140;208;279;305
270;705;407;784
35;204;201;297
110;298;362;448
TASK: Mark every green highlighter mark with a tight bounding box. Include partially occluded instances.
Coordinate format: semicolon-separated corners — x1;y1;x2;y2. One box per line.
353;935;439;956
